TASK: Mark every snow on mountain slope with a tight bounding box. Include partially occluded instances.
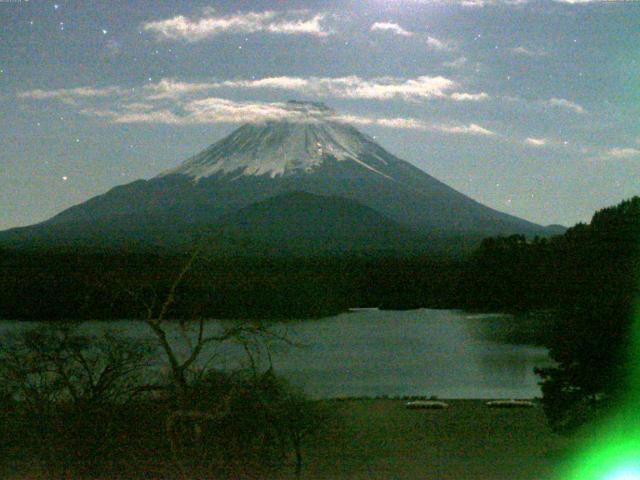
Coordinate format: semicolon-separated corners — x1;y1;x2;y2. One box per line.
162;101;393;180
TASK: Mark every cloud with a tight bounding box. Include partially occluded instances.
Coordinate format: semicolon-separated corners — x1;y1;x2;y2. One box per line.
603;147;640;159
525;137;548;147
400;0;530;6
81;100;308;126
183;98;329;124
544;97;586;114
72;96;497;136
86;108;186;125
142;10;331;41
143;78;221;99
501;95;589;117
433;123;496;135
228;77;312;90
327;76;456;100
18;78;495;136
369;21;452;51
552;0;605;3
370;22;413;36
586;146;640;162
370;117;425;129
319;110;495;136
450;92;489;101
380;0;607;5
510;46;547;57
17;86;125;101
426;36;451;51
442;56;467;68
144;75;481;102
266;13;330;36
217;75;486;102
354;116;494;135
19;75;489;105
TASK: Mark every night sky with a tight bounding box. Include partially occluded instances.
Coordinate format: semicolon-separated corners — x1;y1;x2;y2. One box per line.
1;0;638;230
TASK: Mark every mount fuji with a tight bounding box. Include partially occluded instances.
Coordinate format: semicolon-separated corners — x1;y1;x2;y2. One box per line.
0;101;559;254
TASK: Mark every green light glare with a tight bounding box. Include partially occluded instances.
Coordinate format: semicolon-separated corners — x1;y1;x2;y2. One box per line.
561;303;640;480
604;467;640;480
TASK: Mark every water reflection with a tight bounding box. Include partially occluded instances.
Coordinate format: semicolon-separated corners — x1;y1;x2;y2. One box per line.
0;309;553;399
268;309;553;399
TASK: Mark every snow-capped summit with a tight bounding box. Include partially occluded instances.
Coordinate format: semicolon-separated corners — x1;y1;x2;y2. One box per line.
163;101;393;180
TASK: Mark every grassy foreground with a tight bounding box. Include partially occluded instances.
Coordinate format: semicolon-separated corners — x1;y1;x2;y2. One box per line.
277;399;566;480
2;398;568;480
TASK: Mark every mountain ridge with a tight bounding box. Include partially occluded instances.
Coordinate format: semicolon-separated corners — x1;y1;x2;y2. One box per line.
0;101;561;253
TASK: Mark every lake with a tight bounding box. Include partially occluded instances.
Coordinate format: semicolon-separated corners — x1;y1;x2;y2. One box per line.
0;309;553;399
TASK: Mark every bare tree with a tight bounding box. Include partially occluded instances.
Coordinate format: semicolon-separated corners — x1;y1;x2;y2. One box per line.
123;246;283;477
118;245;327;479
0;323;154;477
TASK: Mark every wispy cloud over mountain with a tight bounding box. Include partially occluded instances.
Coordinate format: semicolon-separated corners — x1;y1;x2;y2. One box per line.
18;84;496;136
20;75;488;104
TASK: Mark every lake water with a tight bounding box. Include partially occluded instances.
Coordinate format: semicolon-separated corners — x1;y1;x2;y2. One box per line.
0;309;553;399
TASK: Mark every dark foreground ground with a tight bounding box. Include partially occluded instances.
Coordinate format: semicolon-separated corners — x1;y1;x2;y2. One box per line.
276;399;566;480
5;398;568;480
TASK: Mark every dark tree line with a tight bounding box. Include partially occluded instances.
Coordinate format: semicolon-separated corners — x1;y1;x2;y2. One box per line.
535;198;640;432
0;249;469;320
464;197;639;431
